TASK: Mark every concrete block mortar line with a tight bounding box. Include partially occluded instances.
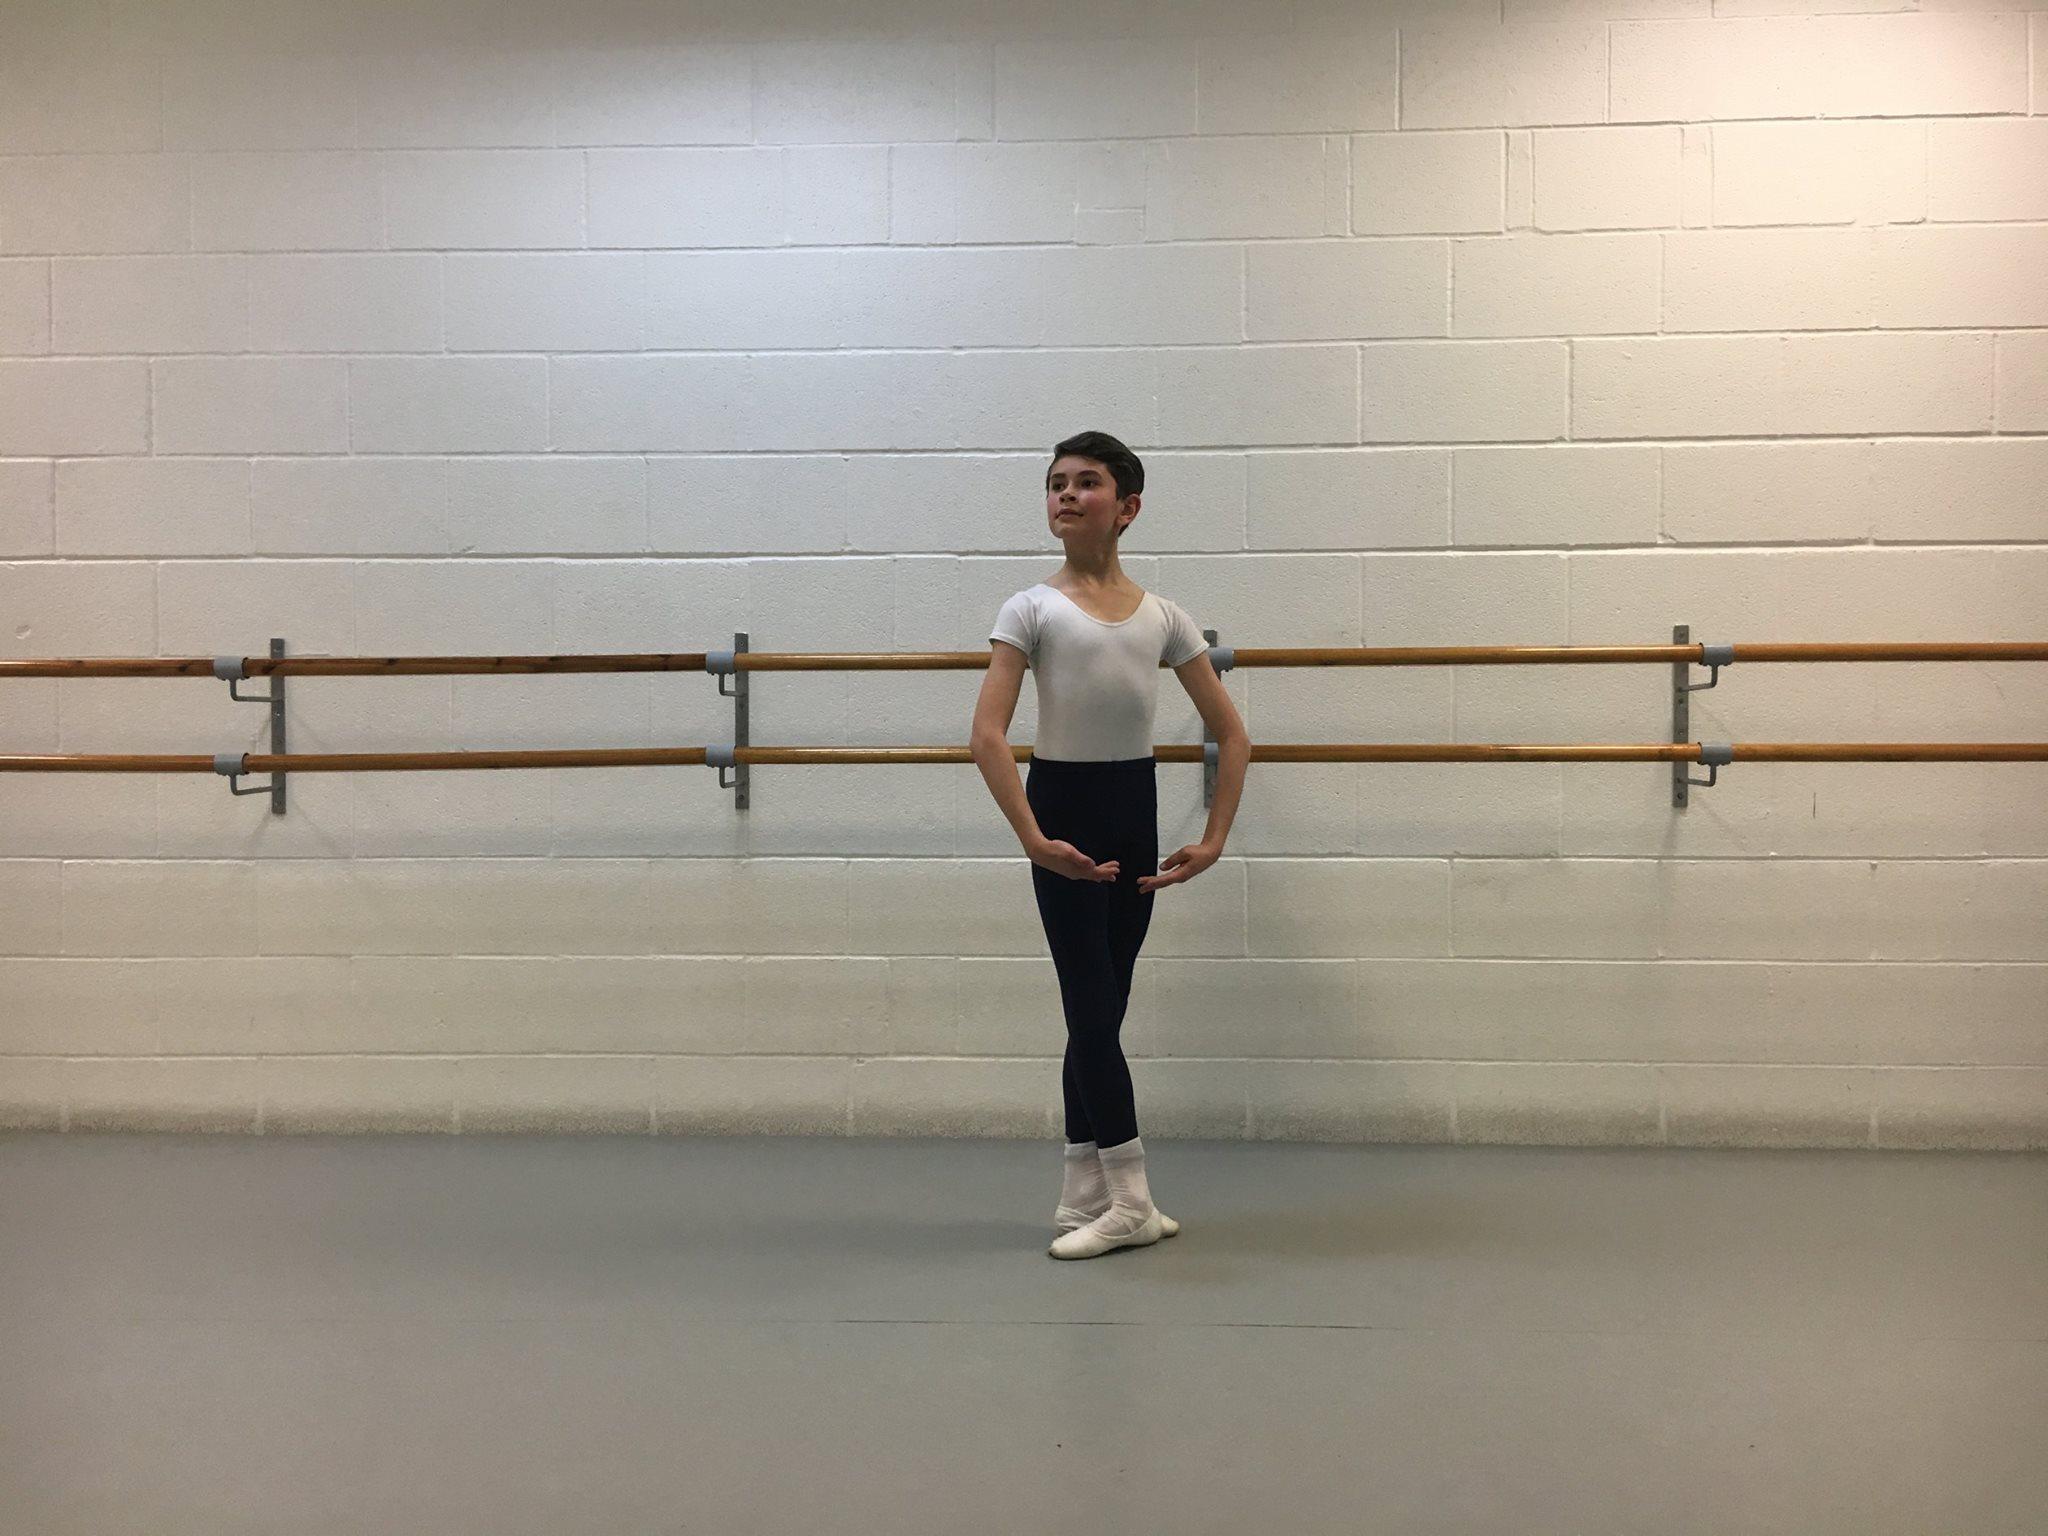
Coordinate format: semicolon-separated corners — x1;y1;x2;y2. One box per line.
1354;348;1364;443
1346;124;1357;235
1394;27;1402;132
1656;227;1666;336
2019;15;2041;119
1446;229;1457;338
1565;336;1575;443
1654;443;1670;546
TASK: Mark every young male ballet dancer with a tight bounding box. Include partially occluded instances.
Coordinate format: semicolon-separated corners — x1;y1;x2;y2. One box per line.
969;431;1251;1260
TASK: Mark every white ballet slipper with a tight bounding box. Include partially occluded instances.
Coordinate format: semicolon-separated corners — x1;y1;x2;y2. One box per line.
1048;1202;1168;1260
1055;1200;1178;1239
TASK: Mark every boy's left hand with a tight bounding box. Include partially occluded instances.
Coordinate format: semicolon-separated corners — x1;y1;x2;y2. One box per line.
1137;842;1220;893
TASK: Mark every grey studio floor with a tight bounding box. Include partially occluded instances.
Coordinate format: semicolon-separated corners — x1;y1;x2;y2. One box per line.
3;1135;2045;1536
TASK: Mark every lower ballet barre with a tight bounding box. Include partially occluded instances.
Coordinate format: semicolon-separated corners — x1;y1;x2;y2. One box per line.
4;741;2044;823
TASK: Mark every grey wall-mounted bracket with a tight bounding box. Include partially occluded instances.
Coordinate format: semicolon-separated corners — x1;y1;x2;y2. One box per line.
1689;741;1735;792
1672;624;1735;809
215;638;286;813
704;632;749;809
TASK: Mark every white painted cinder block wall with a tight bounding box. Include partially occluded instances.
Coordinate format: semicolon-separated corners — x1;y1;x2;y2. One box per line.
1;0;2044;1149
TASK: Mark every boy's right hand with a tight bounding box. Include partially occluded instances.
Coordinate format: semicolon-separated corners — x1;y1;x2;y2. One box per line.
1027;836;1120;883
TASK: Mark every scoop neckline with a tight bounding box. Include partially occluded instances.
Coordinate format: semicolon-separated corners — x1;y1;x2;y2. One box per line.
1036;582;1150;627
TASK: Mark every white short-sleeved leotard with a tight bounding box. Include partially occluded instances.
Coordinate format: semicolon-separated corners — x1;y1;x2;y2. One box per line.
989;583;1209;762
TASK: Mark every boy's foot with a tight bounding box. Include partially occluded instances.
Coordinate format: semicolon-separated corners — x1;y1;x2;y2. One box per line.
1055;1202;1179;1239
1048;1204;1169;1260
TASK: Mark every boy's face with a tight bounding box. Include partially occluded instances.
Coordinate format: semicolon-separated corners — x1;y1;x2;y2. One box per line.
1045;455;1137;546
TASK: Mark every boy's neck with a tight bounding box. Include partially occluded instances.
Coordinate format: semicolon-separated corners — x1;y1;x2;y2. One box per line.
1058;549;1129;587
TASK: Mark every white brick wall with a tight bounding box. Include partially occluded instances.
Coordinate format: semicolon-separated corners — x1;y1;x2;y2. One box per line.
2;0;2044;1150
1532;128;1683;232
1353;131;1504;234
0;459;55;557
1;260;53;355
57;257;250;355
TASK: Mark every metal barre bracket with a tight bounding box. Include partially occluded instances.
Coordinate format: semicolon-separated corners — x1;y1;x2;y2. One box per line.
1683;641;1734;694
1673;625;1723;810
707;742;739;791
1689;741;1735;791
211;751;276;799
706;634;748;808
216;639;287;814
1207;644;1235;673
213;655;274;705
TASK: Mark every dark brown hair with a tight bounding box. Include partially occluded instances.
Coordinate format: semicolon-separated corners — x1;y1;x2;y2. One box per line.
1047;430;1144;502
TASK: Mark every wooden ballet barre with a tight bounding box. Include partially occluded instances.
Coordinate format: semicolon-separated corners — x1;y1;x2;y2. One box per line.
5;743;2047;774
4;641;2046;680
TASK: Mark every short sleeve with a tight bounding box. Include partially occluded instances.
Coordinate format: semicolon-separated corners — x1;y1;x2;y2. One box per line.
1159;596;1208;667
989;590;1037;663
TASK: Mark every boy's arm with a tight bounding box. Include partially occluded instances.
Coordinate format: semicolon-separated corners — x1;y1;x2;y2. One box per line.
970;641;1042;853
1174;653;1248;851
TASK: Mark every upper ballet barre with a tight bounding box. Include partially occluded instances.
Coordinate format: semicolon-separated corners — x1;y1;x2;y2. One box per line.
2;633;2044;815
9;743;2048;771
4;639;2047;679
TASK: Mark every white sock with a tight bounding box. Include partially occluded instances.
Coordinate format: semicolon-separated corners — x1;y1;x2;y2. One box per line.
1048;1135;1170;1257
1059;1141;1108;1214
1094;1135;1155;1229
